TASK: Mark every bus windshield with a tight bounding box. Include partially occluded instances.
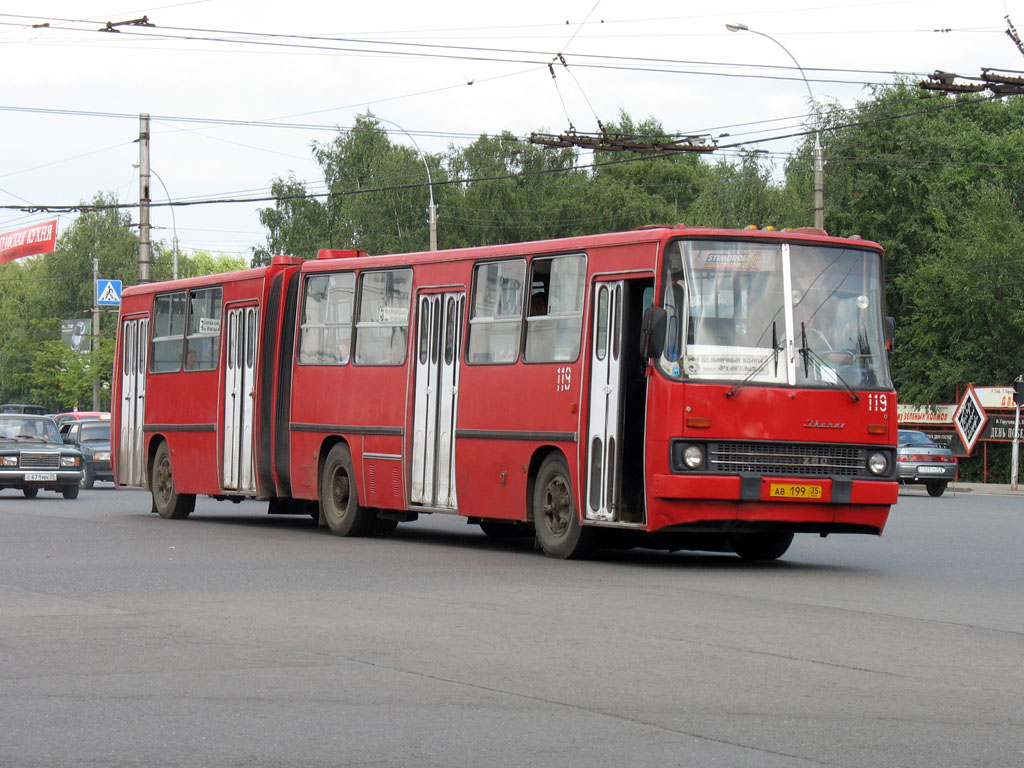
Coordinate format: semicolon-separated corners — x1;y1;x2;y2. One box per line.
659;238;891;390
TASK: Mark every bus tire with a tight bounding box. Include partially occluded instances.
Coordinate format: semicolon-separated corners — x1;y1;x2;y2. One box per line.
533;454;597;559
320;443;374;536
151;441;195;519
729;531;794;561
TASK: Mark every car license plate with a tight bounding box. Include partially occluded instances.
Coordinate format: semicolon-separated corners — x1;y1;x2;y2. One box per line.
918;466;945;474
25;472;56;482
768;483;823;500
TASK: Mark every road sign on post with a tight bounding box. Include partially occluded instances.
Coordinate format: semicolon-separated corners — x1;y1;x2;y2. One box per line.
96;279;122;306
954;384;988;455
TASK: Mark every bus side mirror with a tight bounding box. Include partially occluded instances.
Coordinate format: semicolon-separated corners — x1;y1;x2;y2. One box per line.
885;316;895;351
641;307;667;359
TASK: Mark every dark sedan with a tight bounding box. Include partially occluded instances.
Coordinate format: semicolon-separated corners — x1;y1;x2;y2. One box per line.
897;429;957;497
59;418;113;489
0;414;82;498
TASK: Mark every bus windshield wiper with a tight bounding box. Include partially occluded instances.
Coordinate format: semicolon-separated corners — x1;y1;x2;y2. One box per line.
726;322;781;398
798;324;860;402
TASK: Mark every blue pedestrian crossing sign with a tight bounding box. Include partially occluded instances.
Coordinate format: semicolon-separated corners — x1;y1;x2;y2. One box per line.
96;279;122;306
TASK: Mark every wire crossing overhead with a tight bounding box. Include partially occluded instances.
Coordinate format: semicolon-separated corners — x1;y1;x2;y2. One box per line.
529;131;717;154
920;69;1024;96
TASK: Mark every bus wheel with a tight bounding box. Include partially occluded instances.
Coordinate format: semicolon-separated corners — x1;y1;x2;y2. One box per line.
151;441;196;520
533;454;597;559
729;531;794;561
320;444;373;536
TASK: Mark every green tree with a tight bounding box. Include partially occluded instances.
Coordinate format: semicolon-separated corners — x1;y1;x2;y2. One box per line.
253;175;329;265
893;182;1024;405
818;83;1024;403
687;150;800;229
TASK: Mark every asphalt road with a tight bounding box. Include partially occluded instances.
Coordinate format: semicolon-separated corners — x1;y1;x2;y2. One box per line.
1;485;1021;768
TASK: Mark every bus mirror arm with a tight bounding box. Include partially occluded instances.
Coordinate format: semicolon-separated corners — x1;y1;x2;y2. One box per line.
641;307;668;360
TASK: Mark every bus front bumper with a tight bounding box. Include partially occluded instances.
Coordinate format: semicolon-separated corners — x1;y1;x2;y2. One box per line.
646;473;896;534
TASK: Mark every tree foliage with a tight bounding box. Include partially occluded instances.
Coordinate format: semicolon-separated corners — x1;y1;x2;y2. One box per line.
0;195;245;410
7;88;1024;455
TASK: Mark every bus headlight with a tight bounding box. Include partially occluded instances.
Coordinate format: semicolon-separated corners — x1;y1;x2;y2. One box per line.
867;452;889;475
683;444;704;469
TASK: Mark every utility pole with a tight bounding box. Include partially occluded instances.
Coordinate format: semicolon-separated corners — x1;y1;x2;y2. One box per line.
138;113;152;283
1013;378;1024;489
92;258;101;410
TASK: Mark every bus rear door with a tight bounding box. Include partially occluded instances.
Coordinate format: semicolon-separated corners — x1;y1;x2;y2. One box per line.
118;316;148;487
222;305;259;492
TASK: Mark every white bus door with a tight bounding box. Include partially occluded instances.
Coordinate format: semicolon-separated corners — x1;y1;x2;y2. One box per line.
585;281;625;522
118;316;148;487
410;292;464;509
222;305;259;492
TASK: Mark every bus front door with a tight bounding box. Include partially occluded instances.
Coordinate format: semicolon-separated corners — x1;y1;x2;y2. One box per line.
410;291;464;509
118;316;148;487
586;281;626;522
222;305;259;492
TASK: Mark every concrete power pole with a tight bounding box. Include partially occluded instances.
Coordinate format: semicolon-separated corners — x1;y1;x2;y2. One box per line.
138;113;152;283
92;258;101;410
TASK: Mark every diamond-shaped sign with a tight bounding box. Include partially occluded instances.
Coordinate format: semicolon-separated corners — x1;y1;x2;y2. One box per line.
954;383;988;455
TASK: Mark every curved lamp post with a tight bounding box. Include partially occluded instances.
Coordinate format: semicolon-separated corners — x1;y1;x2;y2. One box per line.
358;112;438;251
727;22;824;230
149;168;179;279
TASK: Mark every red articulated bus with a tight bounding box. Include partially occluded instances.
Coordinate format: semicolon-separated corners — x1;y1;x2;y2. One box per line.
111;225;898;560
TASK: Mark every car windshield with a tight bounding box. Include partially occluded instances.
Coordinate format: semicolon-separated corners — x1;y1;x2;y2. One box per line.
900;431;935;447
0;416;61;443
80;424;110;442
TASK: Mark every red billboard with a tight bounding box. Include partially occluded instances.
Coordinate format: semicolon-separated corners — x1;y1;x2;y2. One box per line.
0;220;58;264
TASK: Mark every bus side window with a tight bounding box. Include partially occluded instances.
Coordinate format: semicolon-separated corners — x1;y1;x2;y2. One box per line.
525;253;586;363
299;273;355;365
467;259;525;364
184;287;222;371
354;269;412;366
150;291;187;373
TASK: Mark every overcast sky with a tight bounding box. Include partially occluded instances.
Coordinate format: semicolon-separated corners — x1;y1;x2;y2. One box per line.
1;0;1021;262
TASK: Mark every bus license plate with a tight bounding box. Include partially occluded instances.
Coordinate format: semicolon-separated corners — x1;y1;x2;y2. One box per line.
768;483;823;500
25;472;56;482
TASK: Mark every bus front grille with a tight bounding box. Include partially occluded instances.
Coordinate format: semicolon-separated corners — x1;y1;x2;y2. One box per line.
710;442;866;477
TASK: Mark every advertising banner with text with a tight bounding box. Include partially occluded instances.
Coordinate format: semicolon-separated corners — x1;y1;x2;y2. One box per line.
0;220;58;264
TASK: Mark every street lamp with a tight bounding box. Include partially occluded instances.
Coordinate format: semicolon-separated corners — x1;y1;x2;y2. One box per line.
726;22;824;230
134;163;179;278
149;168;179;279
357;112;438;251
